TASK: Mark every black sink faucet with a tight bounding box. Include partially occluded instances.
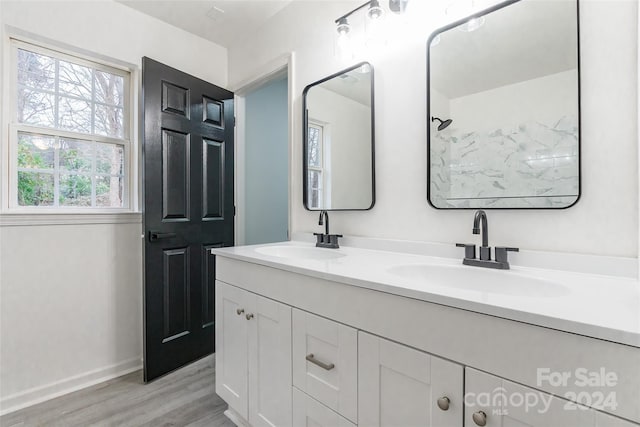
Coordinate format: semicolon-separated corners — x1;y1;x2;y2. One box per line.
473;210;490;260
314;210;343;249
456;210;518;269
319;210;330;236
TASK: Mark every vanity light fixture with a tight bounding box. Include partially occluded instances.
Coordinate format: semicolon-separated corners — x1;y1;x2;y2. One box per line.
335;0;409;34
334;0;409;59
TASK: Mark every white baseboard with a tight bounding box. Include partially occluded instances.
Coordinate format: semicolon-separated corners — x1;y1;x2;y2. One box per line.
224;408;251;427
0;357;142;416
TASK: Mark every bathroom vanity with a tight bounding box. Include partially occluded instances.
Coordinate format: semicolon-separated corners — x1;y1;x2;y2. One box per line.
213;240;640;427
211;0;635;424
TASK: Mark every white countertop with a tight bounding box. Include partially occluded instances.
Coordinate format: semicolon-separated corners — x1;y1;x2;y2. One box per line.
212;240;640;348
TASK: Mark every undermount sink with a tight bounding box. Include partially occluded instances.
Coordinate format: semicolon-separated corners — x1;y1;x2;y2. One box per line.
254;245;346;260
386;264;570;297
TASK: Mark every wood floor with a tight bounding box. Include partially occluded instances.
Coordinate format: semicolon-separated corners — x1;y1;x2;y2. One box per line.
0;355;233;427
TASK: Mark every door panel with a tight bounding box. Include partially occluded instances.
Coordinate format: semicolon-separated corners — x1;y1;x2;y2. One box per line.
161;129;190;220
465;368;594;427
162;247;190;342
203;96;224;126
215;281;249;418
162;81;190;116
143;57;234;381
202;138;225;220
248;294;292;427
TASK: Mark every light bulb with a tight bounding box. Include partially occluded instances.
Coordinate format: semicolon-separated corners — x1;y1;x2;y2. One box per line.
336;17;350;36
367;0;384;20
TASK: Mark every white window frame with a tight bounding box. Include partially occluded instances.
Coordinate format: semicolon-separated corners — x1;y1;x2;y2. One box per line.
307;120;324;209
3;36;136;214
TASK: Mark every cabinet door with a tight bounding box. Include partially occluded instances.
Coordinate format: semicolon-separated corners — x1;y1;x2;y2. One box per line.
293;387;357;427
293;309;358;423
596;412;640;427
215;281;250;419
465;368;594;427
248;294;292;427
359;332;463;427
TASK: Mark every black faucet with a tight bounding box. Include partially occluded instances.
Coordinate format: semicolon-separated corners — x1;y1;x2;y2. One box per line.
473;210;490;261
319;210;330;236
456;210;518;270
314;210;343;249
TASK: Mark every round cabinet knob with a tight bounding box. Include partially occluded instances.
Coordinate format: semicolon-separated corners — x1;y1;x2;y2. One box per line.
437;396;450;411
236;308;245;315
472;411;487;426
246;313;254;320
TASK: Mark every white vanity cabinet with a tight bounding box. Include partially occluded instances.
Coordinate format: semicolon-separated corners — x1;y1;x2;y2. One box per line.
464;368;640;427
214;254;640;427
358;332;464;427
293;309;358;423
464;368;593;427
596;413;640;427
293;387;357;427
215;281;292;427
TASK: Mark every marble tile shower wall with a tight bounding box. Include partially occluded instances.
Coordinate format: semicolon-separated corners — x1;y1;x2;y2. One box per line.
431;116;579;208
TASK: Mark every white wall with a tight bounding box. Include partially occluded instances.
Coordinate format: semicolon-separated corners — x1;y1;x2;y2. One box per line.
0;1;227;85
450;69;579;133
0;0;228;414
228;0;638;258
0;221;142;411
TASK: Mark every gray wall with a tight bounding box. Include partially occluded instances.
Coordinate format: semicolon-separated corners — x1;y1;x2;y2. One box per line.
245;77;289;244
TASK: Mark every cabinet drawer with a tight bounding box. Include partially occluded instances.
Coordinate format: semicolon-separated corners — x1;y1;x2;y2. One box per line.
293;309;358;423
293;387;357;427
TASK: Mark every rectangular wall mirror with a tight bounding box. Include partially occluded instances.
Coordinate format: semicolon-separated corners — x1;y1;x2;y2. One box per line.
428;0;580;209
303;62;375;211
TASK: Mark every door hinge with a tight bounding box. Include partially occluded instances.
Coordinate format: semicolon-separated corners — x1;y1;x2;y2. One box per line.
233;116;236;127
234;205;236;216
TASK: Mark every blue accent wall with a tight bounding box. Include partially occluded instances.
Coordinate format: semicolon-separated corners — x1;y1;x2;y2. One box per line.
245;76;288;244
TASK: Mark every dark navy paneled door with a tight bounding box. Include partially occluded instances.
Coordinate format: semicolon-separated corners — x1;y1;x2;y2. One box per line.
142;57;234;382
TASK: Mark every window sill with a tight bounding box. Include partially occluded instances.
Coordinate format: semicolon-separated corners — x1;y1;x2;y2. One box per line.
0;211;142;226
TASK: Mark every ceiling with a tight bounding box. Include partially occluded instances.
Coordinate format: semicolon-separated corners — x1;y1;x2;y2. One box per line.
116;0;295;47
430;0;578;99
320;66;372;106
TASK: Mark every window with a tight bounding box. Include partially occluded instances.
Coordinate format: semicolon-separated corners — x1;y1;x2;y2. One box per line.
9;40;131;209
307;122;324;209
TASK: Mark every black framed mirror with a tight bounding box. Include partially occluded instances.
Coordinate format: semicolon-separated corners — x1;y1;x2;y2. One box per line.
303;62;375;211
427;0;580;209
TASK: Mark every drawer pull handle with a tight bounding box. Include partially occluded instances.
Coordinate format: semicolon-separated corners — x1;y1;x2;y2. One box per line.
472;411;487;426
246;313;254;320
306;353;335;371
236;308;245;315
437;396;450;411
